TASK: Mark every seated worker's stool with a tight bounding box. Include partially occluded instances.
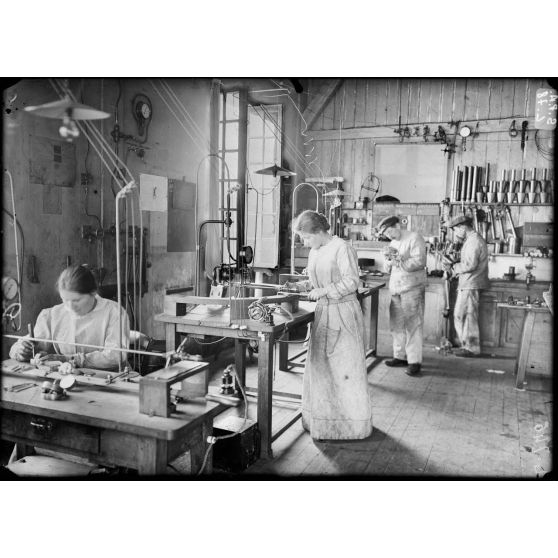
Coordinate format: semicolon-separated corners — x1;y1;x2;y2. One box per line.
6;455;98;477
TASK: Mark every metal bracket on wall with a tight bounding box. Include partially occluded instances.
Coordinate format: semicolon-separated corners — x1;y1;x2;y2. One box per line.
28;255;39;283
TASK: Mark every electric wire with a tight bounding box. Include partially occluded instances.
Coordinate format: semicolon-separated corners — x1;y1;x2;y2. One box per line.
49;80;131;188
159;80;210;150
257;103;322;182
2;209;25;286
260;101;313;171
3;171;23;331
80;83;102;229
148;79;209;156
130;192;137;366
534;129;553;161
56;78;135;185
271;79;323;173
197;364;249;475
52;80;144;354
254;102;316;178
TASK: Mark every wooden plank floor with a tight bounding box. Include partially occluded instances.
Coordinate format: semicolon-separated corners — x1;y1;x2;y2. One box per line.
208;343;552;478
2;343;550;478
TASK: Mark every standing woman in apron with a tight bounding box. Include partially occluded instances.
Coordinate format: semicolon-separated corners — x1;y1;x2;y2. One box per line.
285;210;373;441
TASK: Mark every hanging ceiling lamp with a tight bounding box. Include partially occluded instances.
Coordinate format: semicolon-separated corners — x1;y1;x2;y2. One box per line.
24;95;110;141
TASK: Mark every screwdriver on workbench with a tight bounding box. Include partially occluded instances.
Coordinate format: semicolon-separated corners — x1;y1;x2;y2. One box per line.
28;323;35;359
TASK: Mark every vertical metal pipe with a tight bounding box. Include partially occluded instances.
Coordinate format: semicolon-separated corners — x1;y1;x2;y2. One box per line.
236;89;249;269
452;167;459;201
290;183;320;275
196;219;225;296
461;166;468;202
471;166;479;201
115;181;135;371
115;191;124;372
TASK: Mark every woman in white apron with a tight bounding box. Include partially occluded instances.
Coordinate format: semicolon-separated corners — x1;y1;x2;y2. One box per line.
286;211;373;441
10;265;130;370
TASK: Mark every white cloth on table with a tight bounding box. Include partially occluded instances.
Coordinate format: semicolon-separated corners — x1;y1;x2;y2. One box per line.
9;294;130;370
298;236;373;440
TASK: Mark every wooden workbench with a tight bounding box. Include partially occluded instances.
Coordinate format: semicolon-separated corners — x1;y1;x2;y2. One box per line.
496;303;551;389
1;361;225;475
155;285;384;459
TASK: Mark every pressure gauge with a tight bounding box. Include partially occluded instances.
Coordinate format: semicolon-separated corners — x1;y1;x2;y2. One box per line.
2;276;18;301
459;125;472;138
135;100;152;121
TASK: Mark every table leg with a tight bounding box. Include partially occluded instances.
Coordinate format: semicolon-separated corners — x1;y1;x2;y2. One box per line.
369;289;379;355
515;310;536;389
360;295;372;352
165;323;177;353
138;438;168;476
278;330;289;371
257;333;274;459
235;339;246;388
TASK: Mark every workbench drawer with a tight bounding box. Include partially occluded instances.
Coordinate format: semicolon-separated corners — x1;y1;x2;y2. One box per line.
1;410;100;454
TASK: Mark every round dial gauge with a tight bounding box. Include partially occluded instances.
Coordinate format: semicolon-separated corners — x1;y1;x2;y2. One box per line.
459;125;471;138
138;102;151;119
2;276;18;300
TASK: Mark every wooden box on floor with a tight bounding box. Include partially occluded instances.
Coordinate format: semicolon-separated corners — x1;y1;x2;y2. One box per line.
212;416;260;473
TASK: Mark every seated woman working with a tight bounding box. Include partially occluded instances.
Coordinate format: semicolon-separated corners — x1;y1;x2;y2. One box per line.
9;265;130;371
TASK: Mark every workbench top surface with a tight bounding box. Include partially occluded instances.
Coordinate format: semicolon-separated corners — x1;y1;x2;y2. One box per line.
156;286;383;331
364;276;550;289
1;360;223;440
496;303;550;312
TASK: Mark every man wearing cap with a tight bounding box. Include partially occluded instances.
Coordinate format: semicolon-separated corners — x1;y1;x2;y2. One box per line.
444;214;489;357
377;215;427;376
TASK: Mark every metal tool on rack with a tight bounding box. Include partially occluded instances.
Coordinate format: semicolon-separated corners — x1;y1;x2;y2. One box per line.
504;205;519;253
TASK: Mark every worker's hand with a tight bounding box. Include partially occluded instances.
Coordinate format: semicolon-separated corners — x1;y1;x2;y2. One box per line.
30;351;49;364
382;246;393;260
11;340;35;361
280;281;298;292
307;288;327;301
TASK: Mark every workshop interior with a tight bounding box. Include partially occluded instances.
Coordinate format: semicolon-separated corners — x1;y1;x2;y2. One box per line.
1;77;554;478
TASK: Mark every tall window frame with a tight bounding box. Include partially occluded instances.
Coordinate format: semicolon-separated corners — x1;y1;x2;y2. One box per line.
218;90;283;269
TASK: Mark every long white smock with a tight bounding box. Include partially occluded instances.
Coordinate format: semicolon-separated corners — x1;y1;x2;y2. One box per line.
383;231;426;364
9;294;130;370
295;236;373;440
452;230;489;354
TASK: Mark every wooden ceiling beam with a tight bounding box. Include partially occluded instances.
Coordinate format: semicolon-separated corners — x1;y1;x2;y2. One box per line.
302;79;343;130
